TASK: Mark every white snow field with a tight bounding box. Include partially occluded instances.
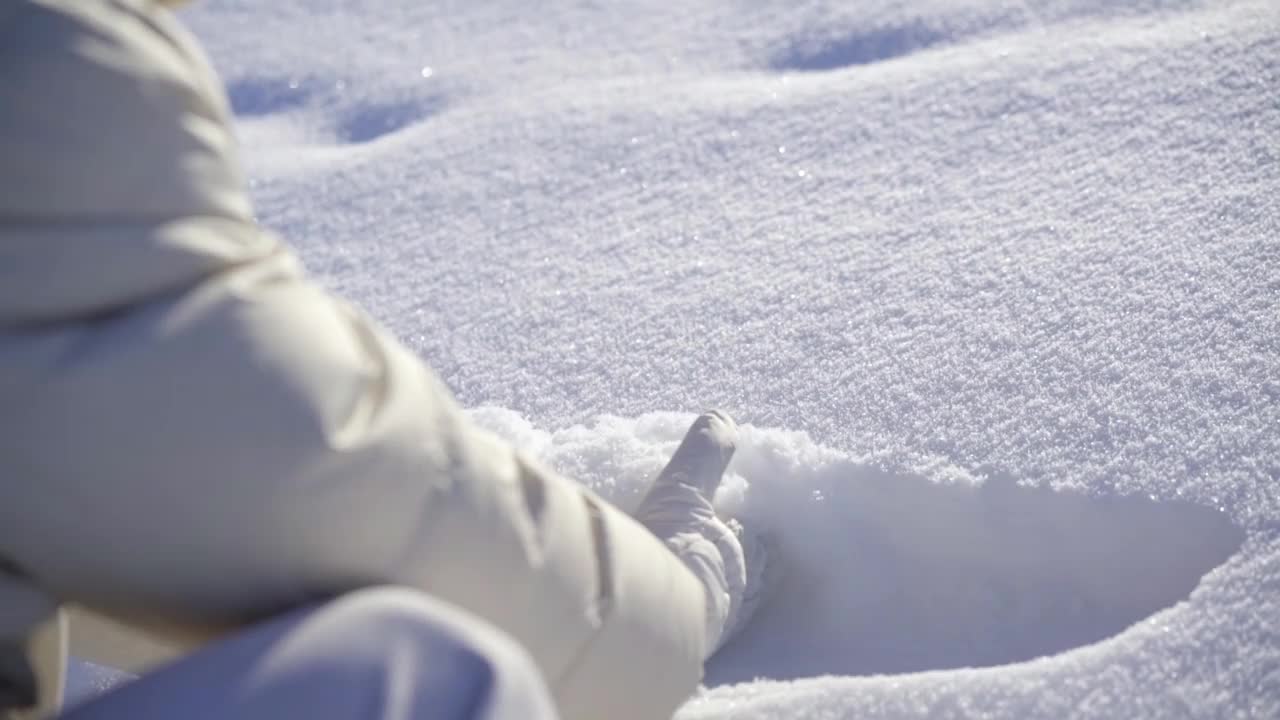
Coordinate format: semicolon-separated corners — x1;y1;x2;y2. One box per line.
71;0;1279;717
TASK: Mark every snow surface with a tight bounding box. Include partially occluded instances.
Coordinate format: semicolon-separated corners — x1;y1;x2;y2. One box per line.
77;0;1280;716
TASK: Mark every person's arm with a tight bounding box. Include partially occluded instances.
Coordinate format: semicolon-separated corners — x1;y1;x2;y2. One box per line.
0;2;708;719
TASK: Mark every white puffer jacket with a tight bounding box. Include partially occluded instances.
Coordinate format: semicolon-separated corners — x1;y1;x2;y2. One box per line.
0;1;709;718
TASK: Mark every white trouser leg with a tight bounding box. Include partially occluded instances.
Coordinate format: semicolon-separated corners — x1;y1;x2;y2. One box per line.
60;588;557;720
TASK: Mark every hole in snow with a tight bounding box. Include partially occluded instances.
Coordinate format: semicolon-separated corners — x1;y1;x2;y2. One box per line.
771;22;947;71
225;76;314;117
464;410;1243;684
706;461;1243;684
337;96;446;144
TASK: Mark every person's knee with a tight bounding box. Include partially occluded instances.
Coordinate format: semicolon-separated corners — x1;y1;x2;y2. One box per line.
326;587;533;671
60;588;555;720
316;587;553;719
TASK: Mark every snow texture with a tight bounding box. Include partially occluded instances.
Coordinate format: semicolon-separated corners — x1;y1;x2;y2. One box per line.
64;660;131;708
79;0;1280;717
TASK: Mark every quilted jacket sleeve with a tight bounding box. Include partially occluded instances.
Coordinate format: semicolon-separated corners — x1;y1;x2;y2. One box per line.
0;3;708;719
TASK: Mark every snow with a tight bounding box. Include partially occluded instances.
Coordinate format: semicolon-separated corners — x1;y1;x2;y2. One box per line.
64;660;132;707
77;0;1280;716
